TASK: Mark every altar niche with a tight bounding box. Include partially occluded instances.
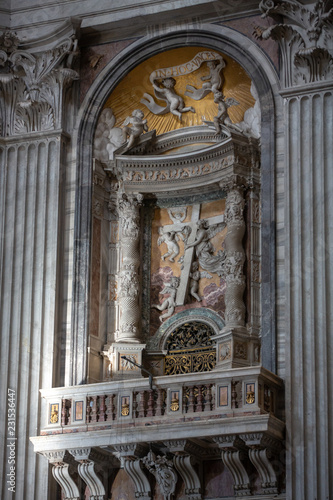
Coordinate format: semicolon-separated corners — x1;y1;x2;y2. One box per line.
150;198;227;336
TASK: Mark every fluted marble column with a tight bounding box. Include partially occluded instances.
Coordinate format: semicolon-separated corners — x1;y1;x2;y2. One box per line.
284;89;333;500
257;1;333;498
0;26;79;500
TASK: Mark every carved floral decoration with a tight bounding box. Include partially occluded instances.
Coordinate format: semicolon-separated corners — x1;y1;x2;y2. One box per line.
255;0;333;86
0;29;79;136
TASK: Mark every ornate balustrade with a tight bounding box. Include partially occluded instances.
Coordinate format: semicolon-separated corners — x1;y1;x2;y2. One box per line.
38;366;283;439
32;367;284;499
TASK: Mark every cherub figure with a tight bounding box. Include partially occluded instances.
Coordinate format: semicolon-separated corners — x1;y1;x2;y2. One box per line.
152;77;195;121
212;91;242;135
188;260;212;302
157;228;185;263
201;59;226;93
185;219;226;276
152;276;180;322
185;57;226;100
122;109;148;151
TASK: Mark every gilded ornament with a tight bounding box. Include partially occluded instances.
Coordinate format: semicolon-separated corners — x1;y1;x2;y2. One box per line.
170;398;180;412
50;409;59;424
121;403;130;416
246;391;255;405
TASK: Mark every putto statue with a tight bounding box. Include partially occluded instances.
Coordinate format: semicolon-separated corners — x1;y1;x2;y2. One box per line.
188;260;212;302
122;108;148;151
157;225;190;263
93;108;126;161
211;91;242;135
152;276;180;322
185;55;225;100
144;76;195;121
185;219;226;276
141;50;224;119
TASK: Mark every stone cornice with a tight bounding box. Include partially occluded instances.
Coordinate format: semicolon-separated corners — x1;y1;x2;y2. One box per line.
103;126;260;194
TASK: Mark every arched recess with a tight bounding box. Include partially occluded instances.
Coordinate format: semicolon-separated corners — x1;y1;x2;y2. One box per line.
71;24;281;385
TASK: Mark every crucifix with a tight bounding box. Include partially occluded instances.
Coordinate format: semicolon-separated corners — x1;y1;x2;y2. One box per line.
161;204;225;306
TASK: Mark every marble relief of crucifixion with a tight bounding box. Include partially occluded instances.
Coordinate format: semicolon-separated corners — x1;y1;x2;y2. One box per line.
157;203;226;308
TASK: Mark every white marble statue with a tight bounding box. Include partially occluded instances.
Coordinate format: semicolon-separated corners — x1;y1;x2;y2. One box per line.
237;82;261;139
122;108;148;151
188;260;212;302
93;108;126;161
185;56;225;100
211;91;242;135
152;276;180;322
157;227;188;263
142;77;195;121
185;219;226;276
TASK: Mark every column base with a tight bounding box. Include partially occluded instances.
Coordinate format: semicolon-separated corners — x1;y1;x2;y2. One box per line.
213;327;261;369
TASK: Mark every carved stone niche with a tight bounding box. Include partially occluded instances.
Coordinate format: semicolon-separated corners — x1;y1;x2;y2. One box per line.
97;122;260;381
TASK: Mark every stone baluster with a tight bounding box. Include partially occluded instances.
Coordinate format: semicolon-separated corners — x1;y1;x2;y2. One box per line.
196;386;203;412
231;381;238;409
155;388;165;416
147;390;154;417
138;391;146;418
61;400;67;426
106;394;115;421
91;396;98;423
204;384;212;412
99;395;106;422
188;386;195;413
86;398;92;423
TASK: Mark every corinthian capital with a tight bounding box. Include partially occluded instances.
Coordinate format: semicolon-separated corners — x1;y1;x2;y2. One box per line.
255;0;333;86
0;25;79;136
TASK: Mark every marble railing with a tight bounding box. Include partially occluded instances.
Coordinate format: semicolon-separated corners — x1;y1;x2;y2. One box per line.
32;367;285;498
39;366;283;437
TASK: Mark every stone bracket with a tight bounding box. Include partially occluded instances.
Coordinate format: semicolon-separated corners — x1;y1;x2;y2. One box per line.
213;435;251;496
69;447;107;499
173;455;202;500
42;450;80;500
124;457;151;500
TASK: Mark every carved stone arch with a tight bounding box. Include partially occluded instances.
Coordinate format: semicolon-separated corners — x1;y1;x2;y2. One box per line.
72;24;281;385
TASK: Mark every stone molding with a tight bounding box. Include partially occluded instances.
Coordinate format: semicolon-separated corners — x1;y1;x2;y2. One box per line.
256;0;333;87
103;127;260;193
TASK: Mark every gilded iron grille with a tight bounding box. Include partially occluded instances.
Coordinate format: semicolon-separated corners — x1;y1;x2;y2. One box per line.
164;321;216;375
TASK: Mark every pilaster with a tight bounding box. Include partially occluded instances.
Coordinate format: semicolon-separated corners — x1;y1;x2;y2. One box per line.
257;2;333;498
0;24;79;500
